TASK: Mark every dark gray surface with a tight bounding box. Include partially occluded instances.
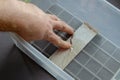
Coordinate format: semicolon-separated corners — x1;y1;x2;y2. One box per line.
107;0;120;9
0;32;55;80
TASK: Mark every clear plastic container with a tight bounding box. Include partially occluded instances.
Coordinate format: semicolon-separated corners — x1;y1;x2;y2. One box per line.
10;0;120;80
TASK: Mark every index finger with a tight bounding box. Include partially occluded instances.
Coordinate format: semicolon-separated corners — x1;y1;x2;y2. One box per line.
53;20;74;35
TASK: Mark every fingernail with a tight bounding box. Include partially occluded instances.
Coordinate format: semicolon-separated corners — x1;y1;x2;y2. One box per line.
61;42;71;49
71;29;75;34
66;42;72;48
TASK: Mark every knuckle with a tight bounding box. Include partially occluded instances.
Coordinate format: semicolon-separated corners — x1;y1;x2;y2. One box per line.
48;20;53;25
44;30;51;39
27;3;34;6
51;14;56;17
47;31;54;39
50;14;56;18
62;25;66;29
60;21;67;27
51;15;60;21
60;20;65;24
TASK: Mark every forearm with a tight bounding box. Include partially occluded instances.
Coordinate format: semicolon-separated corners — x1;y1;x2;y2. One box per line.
0;19;18;32
0;0;45;32
0;0;74;49
0;0;19;32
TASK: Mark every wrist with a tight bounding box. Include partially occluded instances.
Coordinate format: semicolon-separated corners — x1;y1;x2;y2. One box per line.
0;0;19;32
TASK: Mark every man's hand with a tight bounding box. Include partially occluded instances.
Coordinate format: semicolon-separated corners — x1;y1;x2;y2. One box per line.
0;0;74;49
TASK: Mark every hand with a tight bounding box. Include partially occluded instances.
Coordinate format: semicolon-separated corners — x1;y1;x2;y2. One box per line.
0;0;74;49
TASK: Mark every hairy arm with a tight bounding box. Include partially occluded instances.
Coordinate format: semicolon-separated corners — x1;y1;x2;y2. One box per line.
0;0;74;49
